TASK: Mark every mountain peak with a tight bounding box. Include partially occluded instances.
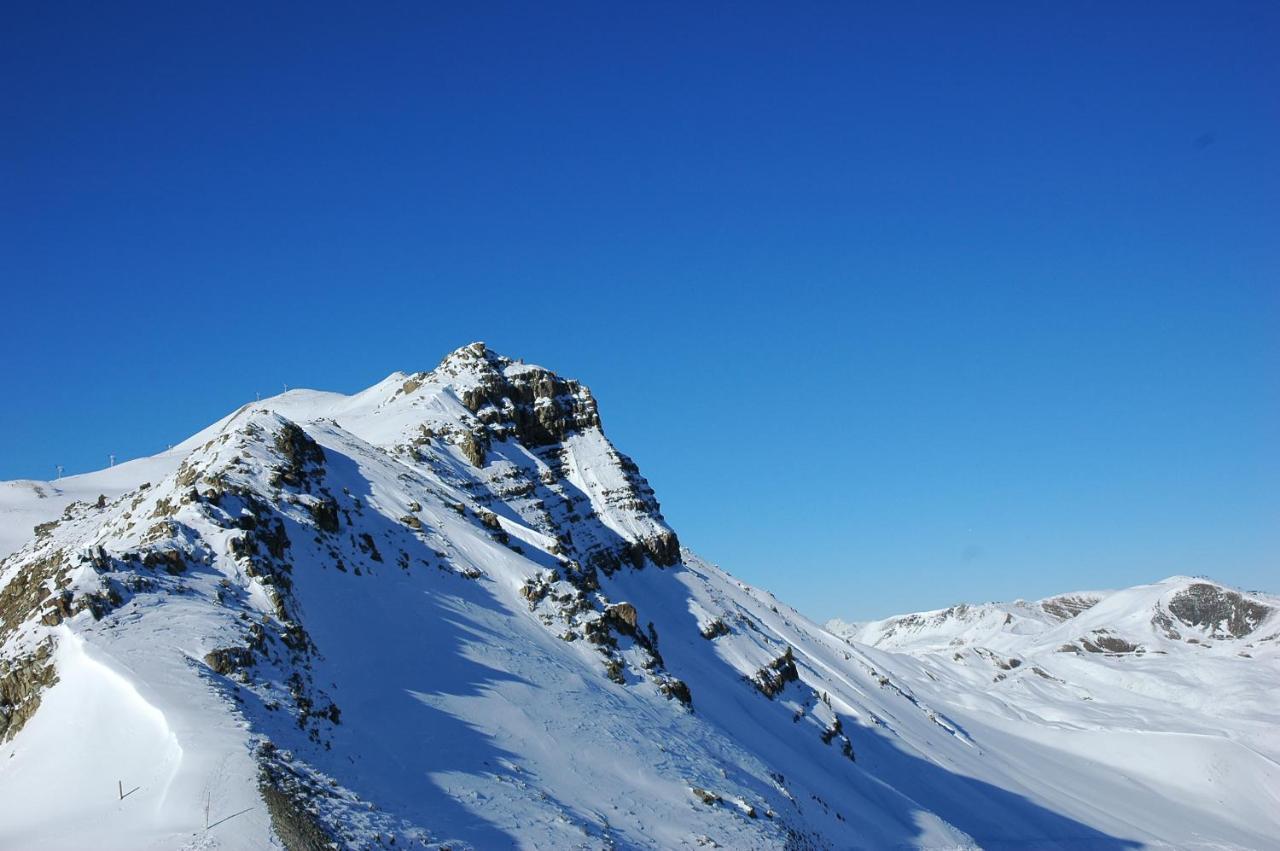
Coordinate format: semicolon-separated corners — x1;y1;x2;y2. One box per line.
410;344;604;453
434;340;501;375
3;349;1276;850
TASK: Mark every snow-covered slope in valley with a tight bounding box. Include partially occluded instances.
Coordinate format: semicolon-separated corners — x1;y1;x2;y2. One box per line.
0;343;1275;850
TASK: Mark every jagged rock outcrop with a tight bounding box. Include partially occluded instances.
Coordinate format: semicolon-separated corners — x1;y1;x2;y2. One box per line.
751;647;800;699
442;342;603;448
1040;594;1101;621
1168;582;1270;639
0;641;56;742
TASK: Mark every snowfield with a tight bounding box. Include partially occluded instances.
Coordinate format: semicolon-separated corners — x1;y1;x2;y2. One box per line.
828;578;1280;849
0;343;1275;850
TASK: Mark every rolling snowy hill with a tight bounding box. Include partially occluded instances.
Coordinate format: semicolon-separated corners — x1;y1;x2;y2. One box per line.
1;343;1276;850
829;577;1280;850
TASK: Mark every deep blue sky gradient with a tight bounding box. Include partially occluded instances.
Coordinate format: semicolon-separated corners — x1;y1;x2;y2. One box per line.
3;2;1277;620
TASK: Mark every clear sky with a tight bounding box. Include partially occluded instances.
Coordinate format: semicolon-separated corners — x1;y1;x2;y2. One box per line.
3;3;1277;621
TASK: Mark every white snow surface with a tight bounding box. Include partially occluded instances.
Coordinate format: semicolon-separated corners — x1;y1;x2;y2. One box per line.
0;343;1276;850
828;579;1280;850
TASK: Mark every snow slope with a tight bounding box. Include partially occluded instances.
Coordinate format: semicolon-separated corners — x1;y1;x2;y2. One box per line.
1;343;1275;850
829;578;1280;850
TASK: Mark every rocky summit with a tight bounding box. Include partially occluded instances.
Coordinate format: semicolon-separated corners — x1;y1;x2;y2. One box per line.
0;345;1277;850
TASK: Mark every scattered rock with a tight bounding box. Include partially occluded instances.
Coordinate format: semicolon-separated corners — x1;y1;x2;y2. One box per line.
691;787;721;806
205;646;255;675
750;648;800;699
699;618;730;639
605;602;639;633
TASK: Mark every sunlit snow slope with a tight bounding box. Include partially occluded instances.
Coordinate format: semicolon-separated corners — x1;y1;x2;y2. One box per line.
1;343;1275;850
829;578;1280;850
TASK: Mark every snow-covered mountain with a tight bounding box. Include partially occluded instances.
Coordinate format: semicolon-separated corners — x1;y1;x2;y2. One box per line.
828;577;1280;849
1;344;1276;850
828;578;1277;656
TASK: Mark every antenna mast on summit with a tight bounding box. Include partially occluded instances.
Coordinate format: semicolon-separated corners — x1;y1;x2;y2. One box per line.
109;454;115;467
55;465;63;480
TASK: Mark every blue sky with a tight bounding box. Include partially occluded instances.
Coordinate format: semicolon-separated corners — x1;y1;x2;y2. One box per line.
3;3;1276;621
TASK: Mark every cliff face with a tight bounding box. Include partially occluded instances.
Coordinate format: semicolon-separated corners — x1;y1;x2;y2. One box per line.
1167;582;1271;639
386;342;679;575
439;341;604;447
